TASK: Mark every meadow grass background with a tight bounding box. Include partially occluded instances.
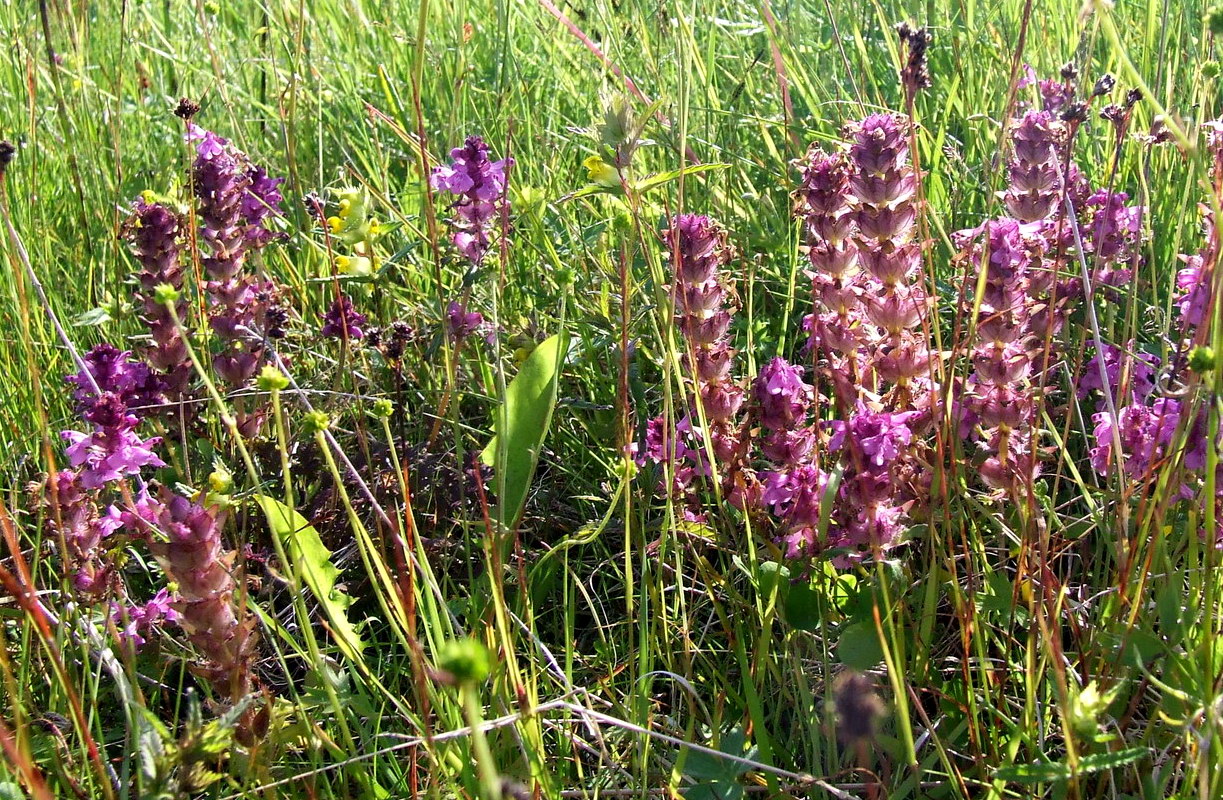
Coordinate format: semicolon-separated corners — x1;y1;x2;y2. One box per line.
1;0;1222;798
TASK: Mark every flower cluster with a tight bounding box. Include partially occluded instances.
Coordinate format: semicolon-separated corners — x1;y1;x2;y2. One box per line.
139;491;258;700
796;145;861;406
112;588;180;649
846;113;931;408
190;124;287;435
42;469;122;597
61;345;165;489
123;197;192;399
638;214;751;508
431;136;512;266
783;113;931;558
322;294;367;340
191;126;285;377
324;187;381;277
1087;119;1223;542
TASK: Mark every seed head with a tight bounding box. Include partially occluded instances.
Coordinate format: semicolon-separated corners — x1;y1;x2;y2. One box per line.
0;140;15;177
173;97;200;120
1091;73;1116;98
832;670;884;745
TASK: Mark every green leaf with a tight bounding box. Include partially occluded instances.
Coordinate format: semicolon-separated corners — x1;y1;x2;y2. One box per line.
481;332;568;528
633;162;729;192
1077;748;1148;773
254;496;364;661
838;621;885;670
784;583;821;631
994;749;1146;785
994;761;1073;783
72;306;112;327
753;560;790;601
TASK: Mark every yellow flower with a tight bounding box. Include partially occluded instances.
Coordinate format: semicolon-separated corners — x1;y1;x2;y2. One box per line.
336;254;372;277
583;155;621;188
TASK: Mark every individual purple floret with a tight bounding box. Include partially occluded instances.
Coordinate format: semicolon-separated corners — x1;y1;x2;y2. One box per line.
1018;65;1075;113
322;294;367;340
431;136;513;265
113;588;180;649
445;300;486;341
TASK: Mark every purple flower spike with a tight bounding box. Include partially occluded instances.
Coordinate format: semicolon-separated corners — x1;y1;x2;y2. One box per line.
432;136;513;266
143;491;257;701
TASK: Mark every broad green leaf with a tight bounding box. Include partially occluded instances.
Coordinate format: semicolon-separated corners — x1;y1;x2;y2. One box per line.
481;332;568;528
784;583;821;631
254;495;364;661
838;621;885;670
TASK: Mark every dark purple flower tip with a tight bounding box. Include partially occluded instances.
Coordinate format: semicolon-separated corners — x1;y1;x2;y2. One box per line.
795;147;852;216
321;295;367;340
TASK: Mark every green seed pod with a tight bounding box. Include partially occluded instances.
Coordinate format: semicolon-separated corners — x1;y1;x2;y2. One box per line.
256;365;290;392
434;638;491;686
153;283;181;305
1190;345;1215;374
302;410;331;435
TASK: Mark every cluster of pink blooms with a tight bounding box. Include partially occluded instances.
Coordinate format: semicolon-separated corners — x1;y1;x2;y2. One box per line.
431;135;512;266
1086;122;1223;540
124;199;192;399
778;113;932;558
636;214;755;514
47;119;287;701
189;124;287;435
48;344;256;696
635;79;1214;561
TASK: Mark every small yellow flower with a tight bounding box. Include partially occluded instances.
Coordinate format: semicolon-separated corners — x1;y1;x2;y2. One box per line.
336;254;372;277
327;216;344;233
583;155;621;187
